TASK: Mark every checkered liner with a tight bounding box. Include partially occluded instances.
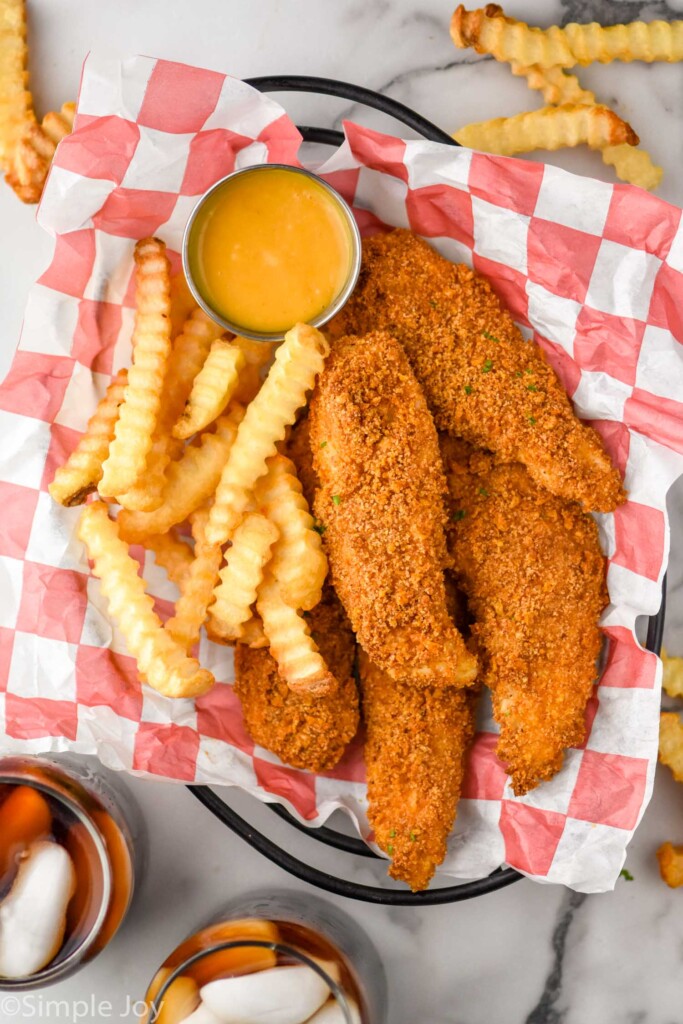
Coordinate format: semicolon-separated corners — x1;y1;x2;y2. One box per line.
1;54;681;891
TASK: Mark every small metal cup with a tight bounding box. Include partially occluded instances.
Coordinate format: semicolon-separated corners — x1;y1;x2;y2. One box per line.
182;163;362;342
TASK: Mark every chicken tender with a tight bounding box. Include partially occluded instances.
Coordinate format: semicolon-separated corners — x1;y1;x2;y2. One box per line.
441;435;607;794
310;331;477;687
360;650;477;891
330;229;624;513
234;586;359;772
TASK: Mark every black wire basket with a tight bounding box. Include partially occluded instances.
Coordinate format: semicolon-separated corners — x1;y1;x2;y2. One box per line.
189;76;668;906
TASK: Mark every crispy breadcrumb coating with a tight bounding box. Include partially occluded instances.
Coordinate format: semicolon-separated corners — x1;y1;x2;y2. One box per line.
310;331;477;687
330;229;624;513
360;650;477;891
233;586;359;772
441;435;607;794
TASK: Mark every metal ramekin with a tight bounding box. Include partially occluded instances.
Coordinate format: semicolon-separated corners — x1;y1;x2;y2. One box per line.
181;163;362;343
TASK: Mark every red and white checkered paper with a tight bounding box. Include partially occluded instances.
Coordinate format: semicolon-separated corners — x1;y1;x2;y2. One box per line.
1;54;682;891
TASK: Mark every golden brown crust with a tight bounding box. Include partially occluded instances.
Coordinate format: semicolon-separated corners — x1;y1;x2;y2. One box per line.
440;434;607;794
233;587;359;772
330;230;625;513
310;331;477;687
360;650;477;891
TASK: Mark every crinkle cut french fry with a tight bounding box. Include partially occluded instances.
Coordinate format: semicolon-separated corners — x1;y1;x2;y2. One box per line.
165;503;223;651
231;337;276;405
77;502;213;698
6;101;75;204
117;308;226;512
205;323;330;548
454;103;638;156
117;404;245;543
601;144;663;191
99;238;172;498
169;273;198;340
254;454;327;611
142;529;193;590
48;369;127;507
0;0;34;171
509;63;662;190
256;575;336;695
173;338;245;440
510;62;596;106
209;513;278;642
451;4;574;67
450;4;683;68
659;712;683;783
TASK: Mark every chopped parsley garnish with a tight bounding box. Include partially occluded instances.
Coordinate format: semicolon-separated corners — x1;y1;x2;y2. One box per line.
525;368;534;375
332;495;341;506
452;509;467;521
390;828;396;838
619;868;634;881
410;832;417;842
319;440;328;448
482;330;500;343
527;384;538;392
464;384;473;395
515;371;523;378
478;487;489;498
429;299;438;308
313;520;326;536
528;416;536;425
482;359;493;373
387;844;394;856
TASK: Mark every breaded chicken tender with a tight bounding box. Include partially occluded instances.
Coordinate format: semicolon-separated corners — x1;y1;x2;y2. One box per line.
234;586;359;772
330;230;624;513
441;435;607;794
360;650;477;891
310;331;477;687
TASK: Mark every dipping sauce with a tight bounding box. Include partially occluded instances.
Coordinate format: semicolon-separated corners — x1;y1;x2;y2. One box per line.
185;166;356;336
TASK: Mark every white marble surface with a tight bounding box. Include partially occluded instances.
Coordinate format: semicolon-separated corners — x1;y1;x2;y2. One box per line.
1;1;683;1022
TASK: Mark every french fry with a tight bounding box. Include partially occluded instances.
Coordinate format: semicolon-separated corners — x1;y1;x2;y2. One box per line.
454;103;638;156
165;504;222;651
169;273;198;340
601;145;663;191
451;4;574;67
48;370;128;507
510;62;595;106
662;649;683;699
142;529;193;590
205;323;329;548
254;453;327;611
208;513;278;643
238;615;269;649
117;308;226;512
173;338;245;440
510;63;662;190
0;0;34;171
659;712;683;783
657;843;683;889
78;502;213;698
117;405;244;543
450;5;683;69
100;238;172;498
256;574;336;695
231;337;276;405
5;101;75;203
562;18;683;66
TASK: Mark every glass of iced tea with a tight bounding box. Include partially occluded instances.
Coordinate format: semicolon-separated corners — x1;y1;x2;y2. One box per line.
144;890;387;1024
0;754;143;989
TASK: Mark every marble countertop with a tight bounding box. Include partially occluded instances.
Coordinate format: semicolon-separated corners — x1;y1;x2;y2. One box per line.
2;1;683;1022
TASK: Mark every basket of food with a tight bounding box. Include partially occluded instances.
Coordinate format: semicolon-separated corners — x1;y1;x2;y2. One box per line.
1;7;680;905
